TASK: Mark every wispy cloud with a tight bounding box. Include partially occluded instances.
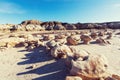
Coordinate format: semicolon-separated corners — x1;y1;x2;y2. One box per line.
0;2;26;14
113;3;120;8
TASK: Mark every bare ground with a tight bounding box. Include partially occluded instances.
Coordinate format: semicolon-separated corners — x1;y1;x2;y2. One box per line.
0;30;120;80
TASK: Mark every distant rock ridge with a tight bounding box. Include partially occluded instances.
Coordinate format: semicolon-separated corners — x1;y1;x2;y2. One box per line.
0;20;120;31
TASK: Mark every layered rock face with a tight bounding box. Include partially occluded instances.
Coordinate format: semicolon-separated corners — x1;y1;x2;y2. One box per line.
21;20;42;25
0;20;120;31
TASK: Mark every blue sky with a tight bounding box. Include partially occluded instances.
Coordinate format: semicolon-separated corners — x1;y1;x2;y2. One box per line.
0;0;120;24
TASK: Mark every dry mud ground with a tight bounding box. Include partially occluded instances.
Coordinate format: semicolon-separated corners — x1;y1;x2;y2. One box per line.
0;30;120;80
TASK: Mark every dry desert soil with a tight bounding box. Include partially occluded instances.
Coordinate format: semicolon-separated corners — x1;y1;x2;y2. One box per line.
0;30;120;80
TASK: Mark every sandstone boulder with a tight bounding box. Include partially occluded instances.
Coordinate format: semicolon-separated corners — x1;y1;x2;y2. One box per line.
112;74;120;80
25;24;35;31
66;76;82;80
106;32;112;39
0;24;11;31
69;47;89;60
70;54;109;80
10;24;25;31
25;34;35;41
96;38;111;44
43;34;55;41
55;34;66;39
65;32;71;36
25;40;44;51
90;32;98;39
98;32;105;36
65;47;89;68
55;38;67;45
67;35;80;45
15;42;27;47
0;37;25;48
80;35;92;44
26;44;36;51
0;42;7;47
0;47;7;52
34;25;45;31
46;40;58;49
105;76;117;80
71;32;77;36
80;31;88;35
51;45;74;59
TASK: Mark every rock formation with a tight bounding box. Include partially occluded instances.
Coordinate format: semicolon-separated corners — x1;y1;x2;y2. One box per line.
43;34;55;41
67;35;80;45
80;35;92;44
96;38;111;44
21;20;42;25
66;76;82;80
70;54;110;80
1;20;120;31
50;45;74;59
90;32;98;39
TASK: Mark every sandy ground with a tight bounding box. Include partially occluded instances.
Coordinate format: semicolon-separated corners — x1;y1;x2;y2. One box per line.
0;30;120;80
0;47;68;80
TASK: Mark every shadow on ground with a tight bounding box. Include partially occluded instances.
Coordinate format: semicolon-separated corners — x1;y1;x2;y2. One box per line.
17;46;53;65
17;46;68;80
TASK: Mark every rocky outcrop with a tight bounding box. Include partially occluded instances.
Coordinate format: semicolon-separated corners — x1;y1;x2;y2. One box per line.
25;24;45;31
0;24;13;31
1;20;120;31
21;20;42;25
74;23;83;29
106;22;120;29
62;23;77;30
10;24;25;31
41;21;65;30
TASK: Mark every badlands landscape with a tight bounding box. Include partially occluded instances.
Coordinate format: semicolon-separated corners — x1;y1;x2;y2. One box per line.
0;20;120;80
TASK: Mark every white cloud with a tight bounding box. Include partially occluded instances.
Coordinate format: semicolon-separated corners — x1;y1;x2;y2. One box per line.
0;2;26;14
113;3;120;8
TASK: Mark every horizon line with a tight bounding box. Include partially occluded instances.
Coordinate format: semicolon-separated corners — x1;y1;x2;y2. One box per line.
1;20;120;24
